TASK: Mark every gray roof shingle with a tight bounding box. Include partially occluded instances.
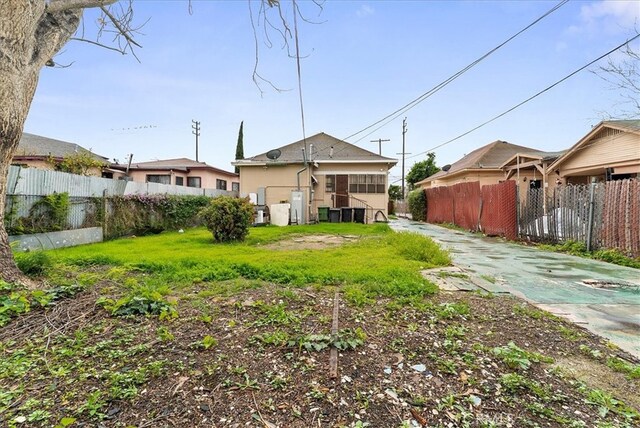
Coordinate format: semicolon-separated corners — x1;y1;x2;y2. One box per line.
242;132;397;164
16;133;108;162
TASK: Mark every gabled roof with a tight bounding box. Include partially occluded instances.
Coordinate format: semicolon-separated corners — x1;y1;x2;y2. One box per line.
114;157;238;177
500;150;567;169
418;140;539;184
234;132;397;165
15;133;108;162
549;119;640;171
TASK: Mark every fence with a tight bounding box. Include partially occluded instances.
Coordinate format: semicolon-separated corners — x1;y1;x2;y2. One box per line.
4;166;237;239
520;179;639;256
424;181;517;239
6;165;235;198
424;178;639;257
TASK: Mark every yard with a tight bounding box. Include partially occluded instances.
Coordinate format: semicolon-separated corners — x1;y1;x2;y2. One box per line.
1;223;639;427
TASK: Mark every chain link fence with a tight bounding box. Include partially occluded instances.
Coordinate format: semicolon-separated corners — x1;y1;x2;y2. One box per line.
519;179;639;257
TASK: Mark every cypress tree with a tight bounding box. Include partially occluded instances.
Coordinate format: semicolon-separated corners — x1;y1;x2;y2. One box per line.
234;121;244;174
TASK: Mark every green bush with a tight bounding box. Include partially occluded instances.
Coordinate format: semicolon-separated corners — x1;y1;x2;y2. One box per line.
199;196;254;242
106;194;211;238
407;189;426;222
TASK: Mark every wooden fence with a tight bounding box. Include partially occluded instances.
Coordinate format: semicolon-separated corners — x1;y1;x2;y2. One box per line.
519;179;639;257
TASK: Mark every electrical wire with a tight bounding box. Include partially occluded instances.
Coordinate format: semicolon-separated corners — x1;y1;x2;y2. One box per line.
341;0;570;144
405;33;640;161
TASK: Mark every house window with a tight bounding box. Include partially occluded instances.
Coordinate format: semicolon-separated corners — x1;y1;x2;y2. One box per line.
175;177;184;186
325;175;335;192
216;179;227;190
187;177;201;188
147;174;171;185
348;174;385;194
232;182;240;192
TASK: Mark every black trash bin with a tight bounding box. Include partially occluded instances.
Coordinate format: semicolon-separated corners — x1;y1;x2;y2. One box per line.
353;207;365;224
340;207;353;222
329;208;341;223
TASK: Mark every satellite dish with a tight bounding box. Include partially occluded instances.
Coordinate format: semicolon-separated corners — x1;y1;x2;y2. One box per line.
442;164;451;172
266;149;281;160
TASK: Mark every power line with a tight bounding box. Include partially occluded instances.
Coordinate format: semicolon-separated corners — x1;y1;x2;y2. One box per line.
406;33;640;161
341;0;570;143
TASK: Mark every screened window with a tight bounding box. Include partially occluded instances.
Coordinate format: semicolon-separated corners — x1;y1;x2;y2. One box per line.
146;174;171;185
187;177;201;188
175;177;184;186
216;179;227;190
325;175;335;192
232;182;240;192
348;174;385;194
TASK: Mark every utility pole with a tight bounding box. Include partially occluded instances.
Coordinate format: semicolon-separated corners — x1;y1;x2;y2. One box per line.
192;120;201;162
370;138;390;156
396;118;410;200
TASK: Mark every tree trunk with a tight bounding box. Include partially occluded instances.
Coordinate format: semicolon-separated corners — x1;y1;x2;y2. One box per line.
0;0;83;286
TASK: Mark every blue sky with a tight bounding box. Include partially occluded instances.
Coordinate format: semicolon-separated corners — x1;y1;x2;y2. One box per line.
24;0;640;184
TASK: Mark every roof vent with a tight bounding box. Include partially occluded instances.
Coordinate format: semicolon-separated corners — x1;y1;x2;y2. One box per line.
266;149;281;160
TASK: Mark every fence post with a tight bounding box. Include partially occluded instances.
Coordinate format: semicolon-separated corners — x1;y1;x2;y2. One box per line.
515;184;520;238
586;179;596;251
102;189;108;239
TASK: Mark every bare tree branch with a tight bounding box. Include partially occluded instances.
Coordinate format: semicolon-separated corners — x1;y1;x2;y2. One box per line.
100;3;142;48
46;0;117;13
592;35;640;118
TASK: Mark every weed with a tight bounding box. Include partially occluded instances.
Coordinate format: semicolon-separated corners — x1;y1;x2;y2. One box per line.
578;344;602;359
435;302;470;319
253;301;300;326
15;251;52;276
584;388;640;419
251;330;291;347
606;356;640;379
156;326;174;341
557;325;582;341
513;303;557;320
437;271;469;280
201;335;217;350
480;274;497;284
492;342;553;370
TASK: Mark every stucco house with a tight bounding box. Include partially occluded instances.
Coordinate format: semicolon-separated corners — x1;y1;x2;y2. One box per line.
548;120;640;186
12;133;108;176
110;158;239;191
415;140;563;198
233;132;398;223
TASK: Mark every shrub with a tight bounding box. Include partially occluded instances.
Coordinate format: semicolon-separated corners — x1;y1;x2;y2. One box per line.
106;194;211;238
407;189;426;222
199;196;254;242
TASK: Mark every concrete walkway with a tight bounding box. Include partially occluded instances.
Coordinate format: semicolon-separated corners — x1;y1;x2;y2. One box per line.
390;219;640;358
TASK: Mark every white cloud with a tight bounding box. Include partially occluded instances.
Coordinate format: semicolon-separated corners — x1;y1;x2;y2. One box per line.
577;0;639;35
356;4;374;18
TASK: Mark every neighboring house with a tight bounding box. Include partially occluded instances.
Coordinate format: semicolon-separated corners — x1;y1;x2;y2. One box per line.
415;140;561;198
110;158;239;191
12;132;108;176
233;132;398;223
548;120;640;187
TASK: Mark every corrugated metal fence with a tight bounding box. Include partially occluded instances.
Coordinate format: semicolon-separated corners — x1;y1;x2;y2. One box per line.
5;166;237;236
424;181;517;239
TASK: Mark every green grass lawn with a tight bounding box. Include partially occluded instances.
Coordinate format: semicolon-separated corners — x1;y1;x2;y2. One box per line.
32;223;451;310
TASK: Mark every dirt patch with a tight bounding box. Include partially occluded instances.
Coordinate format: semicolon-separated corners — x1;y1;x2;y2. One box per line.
554;356;640;410
2;283;639;427
263;234;360;250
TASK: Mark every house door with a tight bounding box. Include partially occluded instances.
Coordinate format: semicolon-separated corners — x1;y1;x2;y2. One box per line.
335;174;349;208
